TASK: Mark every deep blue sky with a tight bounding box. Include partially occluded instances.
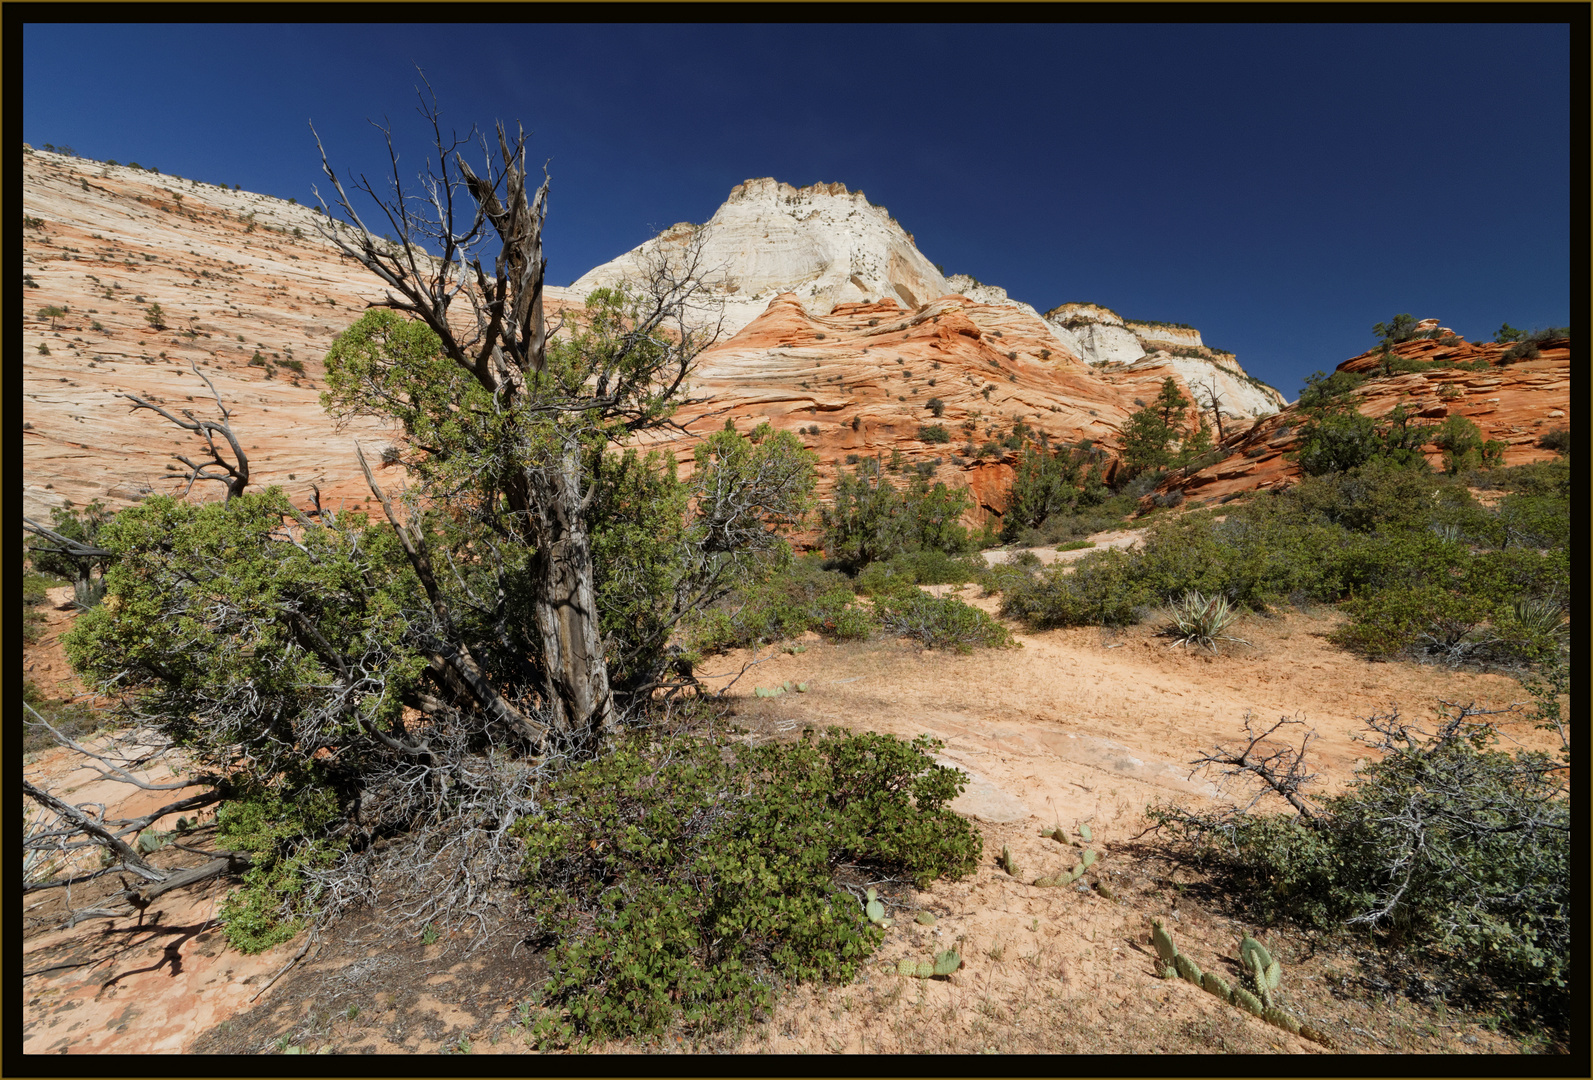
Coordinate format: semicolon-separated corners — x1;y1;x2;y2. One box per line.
23;21;1572;399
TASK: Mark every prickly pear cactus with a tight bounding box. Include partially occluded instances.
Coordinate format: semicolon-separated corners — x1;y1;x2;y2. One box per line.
915;911;937;926
1201;971;1233;1003
1264;1007;1302;1035
1080;848;1098;869
1298;1023;1331;1046
1151;920;1179;964
1158;963;1177;980
1174;953;1203;986
933;949;962;976
1032;875;1058;888
866;899;886;924
1232;986;1263;1016
1239;932;1272;973
1264;959;1282;991
1077;823;1092;843
897;958;917;976
999;844;1021;878
915;960;935;979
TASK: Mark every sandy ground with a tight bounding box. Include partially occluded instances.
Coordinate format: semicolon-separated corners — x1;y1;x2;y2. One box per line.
21;553;1558;1056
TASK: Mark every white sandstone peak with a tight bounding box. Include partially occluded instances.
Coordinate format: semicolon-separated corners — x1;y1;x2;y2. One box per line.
567;178;950;337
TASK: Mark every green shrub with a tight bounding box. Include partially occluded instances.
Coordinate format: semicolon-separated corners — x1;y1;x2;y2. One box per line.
516;727;981;1045
1000;439;1110;542
999;548;1149;628
873;590;1013;652
1431;414;1504;474
22;681;106;754
215;772;343;953
1331;584;1491;659
688;556;867;653
917;424;950;443
1011;493;1133;546
853;549;985;596
1149;706;1568;1030
820;463;973;573
1287;458;1445;533
1535;427;1569;454
1294;369;1366;412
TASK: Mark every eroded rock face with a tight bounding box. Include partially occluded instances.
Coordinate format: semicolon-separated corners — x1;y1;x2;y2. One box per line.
569;177;952;339
1152;336;1571;506
20;149;406;524
16;152;1304;536
646;292;1137;524
1125;321;1203;349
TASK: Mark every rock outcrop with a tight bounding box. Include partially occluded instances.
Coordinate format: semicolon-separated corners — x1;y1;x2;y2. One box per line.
1043;302;1146;366
1151;335;1570;506
639;292;1138;524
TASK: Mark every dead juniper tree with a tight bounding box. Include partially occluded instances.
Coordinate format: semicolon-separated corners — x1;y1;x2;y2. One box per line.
308;78;747;746
44;86;814;952
1194;376;1227;444
122;361;252;501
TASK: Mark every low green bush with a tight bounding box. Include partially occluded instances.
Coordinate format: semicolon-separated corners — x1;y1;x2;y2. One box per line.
854;549;985;596
516;726;982;1045
999;548;1149;628
214;771;343;954
22;680;106;754
1011;493;1134;546
1330;584;1492;660
688;557;869;653
872;590;1014;652
1536;427;1569;454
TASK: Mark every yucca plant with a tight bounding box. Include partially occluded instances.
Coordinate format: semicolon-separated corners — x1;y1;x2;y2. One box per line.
1163;590;1249;653
1512;594;1568;641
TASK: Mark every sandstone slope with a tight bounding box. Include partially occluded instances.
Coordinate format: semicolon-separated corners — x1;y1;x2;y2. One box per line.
21;152;1282;534
1150;335;1570;506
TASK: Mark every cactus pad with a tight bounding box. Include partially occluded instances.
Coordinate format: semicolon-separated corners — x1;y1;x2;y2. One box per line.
933;949;962;976
1239;932;1272;974
1264;959;1282;991
1174;953;1203;985
866;899;886;924
1151;921;1179;964
1080;848;1098;869
1298;1024;1331;1046
1232;986;1263;1016
915;960;935;979
1077;823;1093;842
915;911;937;926
1096;881;1116;901
897;958;917;976
1201;971;1232;1003
1264;1007;1301;1035
866;887;878;903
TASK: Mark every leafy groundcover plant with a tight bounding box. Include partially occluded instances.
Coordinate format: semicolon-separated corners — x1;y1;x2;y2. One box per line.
514;724;982;1046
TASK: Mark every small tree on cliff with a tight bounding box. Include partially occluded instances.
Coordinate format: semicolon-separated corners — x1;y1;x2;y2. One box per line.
1117;377;1195;481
